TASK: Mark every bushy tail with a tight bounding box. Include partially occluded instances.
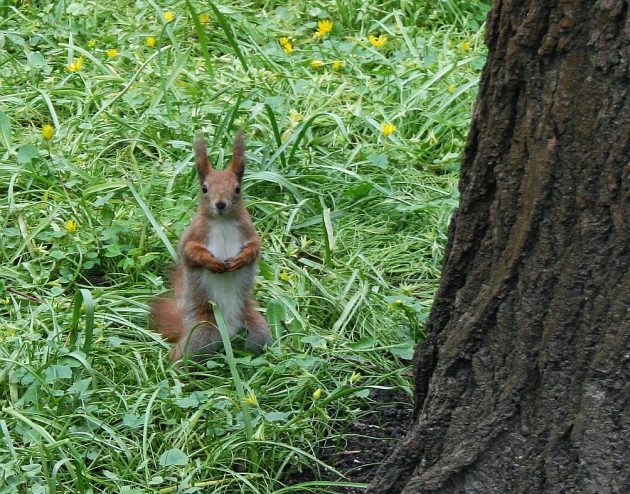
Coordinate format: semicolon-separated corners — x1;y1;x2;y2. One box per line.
150;297;183;342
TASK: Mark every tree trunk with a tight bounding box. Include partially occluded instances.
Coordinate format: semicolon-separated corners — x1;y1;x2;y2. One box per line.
368;1;629;493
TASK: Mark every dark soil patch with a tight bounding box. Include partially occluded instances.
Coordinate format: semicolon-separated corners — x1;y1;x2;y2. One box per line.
284;388;414;492
321;388;413;492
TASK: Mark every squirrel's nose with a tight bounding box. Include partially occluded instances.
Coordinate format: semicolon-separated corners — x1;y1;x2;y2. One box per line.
215;201;226;210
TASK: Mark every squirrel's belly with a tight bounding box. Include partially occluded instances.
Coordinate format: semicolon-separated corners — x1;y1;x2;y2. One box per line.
200;267;254;334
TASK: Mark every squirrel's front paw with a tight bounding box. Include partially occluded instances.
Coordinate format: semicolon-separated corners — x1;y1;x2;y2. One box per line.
224;256;245;272
207;259;228;273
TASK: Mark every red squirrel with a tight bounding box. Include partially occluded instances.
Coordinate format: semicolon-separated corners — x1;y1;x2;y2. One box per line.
150;131;272;361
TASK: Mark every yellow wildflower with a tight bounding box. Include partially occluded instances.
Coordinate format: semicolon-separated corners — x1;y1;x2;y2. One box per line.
289;110;303;123
332;60;343;71
309;59;324;69
65;219;77;234
312;388;323;400
87;39;97;48
318;19;333;35
199;13;210;25
106;48;119;58
300;236;313;249
314;19;333;39
279;270;292;282
244;392;258;406
278;37;293;54
368;34;387;48
146;36;156;48
163;11;174;23
42;124;54;141
427;130;438;146
447;84;456;94
381;123;396;137
461;40;471;53
67;56;84;72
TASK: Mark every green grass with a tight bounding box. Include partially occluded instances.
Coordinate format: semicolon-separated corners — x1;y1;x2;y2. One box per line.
0;0;489;492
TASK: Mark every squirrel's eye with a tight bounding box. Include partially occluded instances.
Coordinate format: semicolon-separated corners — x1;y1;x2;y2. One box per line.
202;185;208;194
235;185;241;194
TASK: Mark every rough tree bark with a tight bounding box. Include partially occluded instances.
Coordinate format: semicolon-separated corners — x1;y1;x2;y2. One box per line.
368;1;629;493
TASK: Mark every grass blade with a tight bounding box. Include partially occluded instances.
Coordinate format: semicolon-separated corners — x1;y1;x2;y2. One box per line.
322;205;334;267
69;289;95;356
205;0;249;72
128;182;177;261
0;110;11;150
184;0;214;75
212;304;258;470
264;104;286;168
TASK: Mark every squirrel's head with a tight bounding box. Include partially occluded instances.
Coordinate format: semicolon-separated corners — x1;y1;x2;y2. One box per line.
193;132;246;218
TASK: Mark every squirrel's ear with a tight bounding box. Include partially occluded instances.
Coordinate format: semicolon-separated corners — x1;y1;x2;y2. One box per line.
193;136;212;182
229;131;245;182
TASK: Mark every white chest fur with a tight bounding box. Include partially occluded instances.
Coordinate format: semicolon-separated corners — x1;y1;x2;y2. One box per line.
198;220;253;335
206;220;244;261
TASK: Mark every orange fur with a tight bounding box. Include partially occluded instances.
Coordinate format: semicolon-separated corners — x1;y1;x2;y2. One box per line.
150;297;183;342
150;266;185;342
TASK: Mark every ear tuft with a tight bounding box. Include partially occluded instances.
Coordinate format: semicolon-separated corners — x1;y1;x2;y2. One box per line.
193;135;212;182
230;131;246;181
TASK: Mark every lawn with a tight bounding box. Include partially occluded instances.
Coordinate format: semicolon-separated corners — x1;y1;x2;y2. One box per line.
0;1;488;492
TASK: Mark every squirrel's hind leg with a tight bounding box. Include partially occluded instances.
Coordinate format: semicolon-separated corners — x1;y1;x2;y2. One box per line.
174;308;222;362
243;299;272;354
